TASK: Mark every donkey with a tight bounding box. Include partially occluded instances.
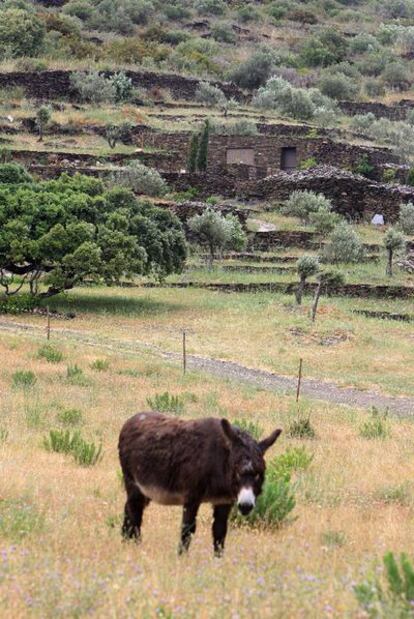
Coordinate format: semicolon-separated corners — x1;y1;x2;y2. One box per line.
118;412;282;556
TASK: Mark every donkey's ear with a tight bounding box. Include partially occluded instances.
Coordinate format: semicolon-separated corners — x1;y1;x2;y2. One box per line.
221;418;237;442
259;429;282;454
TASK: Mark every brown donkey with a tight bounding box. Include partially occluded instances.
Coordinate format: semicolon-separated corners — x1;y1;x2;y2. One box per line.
118;412;282;556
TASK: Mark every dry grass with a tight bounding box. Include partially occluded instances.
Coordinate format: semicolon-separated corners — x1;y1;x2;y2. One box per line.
1;331;414;617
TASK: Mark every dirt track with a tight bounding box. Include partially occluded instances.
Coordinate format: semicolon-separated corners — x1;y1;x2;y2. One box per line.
0;318;413;416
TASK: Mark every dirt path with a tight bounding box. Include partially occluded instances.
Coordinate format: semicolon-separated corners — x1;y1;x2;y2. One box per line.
1;319;413;416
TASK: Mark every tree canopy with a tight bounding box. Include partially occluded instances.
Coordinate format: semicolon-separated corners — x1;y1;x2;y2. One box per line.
0;169;187;298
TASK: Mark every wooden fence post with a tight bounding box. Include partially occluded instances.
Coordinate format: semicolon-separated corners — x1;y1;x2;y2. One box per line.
182;330;187;375
46;306;51;341
296;358;303;403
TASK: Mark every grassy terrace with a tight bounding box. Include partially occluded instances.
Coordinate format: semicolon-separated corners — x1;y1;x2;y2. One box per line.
6;283;406;399
1;299;414;616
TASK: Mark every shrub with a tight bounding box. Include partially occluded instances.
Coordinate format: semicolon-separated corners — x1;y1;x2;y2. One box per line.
229;49;277;90
195;82;226;106
147;392;185;414
0;8;45;58
398;202;414;234
12;370;36;388
382;61;411;90
110;72;134;103
350;113;376;133
0;163;32;184
72;438;102;466
66;365;88;385
384;227;406;276
350;33;380;54
282;190;332;223
210;119;258;136
211;23;236;44
105;122;134;149
321;530;347;548
44;429;82;454
37;344;63;364
57;408;83;426
163;4;191;20
197;119;210;172
288;416;316;439
364;78;386;98
0;293;37;314
195;0;226;16
0;426;9;443
295;255;320;305
323;222;365;263
309;207;341;235
70;71;115;104
318;73;359;100
354;552;414;617
359;407;390;439
110;162;168;197
188;209;247;266
238;5;259;22
354;154;375;178
232;419;263;440
268;447;314;482
237;477;296;528
90;359;110;371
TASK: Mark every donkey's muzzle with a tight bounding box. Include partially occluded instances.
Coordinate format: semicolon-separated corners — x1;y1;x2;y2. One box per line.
238;502;254;516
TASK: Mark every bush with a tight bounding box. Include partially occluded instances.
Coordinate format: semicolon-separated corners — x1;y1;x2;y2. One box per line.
232;419;263;440
288;416;316;439
12;370;36;388
195;0;226;16
318;73;359;100
90;359;110;371
147;392;185;414
163;4;191;20
70;71;115;104
268;447;314;482
359;407;390;439
229;49;277;90
66;365;89;386
44;429;102;466
0;163;32;184
354;551;414;617
210;119;258;136
44;429;82;455
382;61;411;90
323;222;365;263
282;190;332;223
0;8;45;58
211;23;236;44
236;477;296;528
350;33;380;54
110;72;134;103
57;408;83;426
350;113;376;133
195;82;226;106
188;209;247;265
111;162;168;197
309;207;341;235
399;202;414;234
37;344;63;364
0;293;37;314
354;154;375;178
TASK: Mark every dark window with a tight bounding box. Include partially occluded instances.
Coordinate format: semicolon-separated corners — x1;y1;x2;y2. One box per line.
281;147;297;171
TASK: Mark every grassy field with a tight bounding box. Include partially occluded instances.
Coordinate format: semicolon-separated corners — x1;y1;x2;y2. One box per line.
1;325;414;618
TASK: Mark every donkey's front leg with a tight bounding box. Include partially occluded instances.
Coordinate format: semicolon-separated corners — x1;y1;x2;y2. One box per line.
178;501;200;555
212;504;232;557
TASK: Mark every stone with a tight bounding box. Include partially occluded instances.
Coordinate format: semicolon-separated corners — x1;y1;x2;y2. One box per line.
371;214;384;225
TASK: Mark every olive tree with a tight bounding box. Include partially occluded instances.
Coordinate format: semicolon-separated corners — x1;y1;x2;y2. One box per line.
282;191;332;223
188;208;247;267
36;106;52;143
398;202;414;235
323;222;365;263
384;228;406;277
295;255;320;305
311;269;345;322
110;162;168;197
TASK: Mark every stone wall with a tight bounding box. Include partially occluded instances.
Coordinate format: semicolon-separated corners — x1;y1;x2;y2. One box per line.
254;165;414;222
0;70;244;102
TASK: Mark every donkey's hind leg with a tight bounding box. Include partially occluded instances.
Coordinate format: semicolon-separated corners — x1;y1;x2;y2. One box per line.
122;483;148;541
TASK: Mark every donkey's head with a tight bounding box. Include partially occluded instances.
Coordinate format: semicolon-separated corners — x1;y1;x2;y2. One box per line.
221;419;282;516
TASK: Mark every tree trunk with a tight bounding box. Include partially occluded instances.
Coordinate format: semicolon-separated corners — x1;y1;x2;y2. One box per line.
208;243;215;270
295;277;306;305
386;249;393;277
311;282;322;322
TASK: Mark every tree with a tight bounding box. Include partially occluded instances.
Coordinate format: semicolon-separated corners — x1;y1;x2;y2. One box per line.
0;173;186;299
295;255;319;305
398;202;414;235
384;228;406;277
282;191;332;223
323;222;365;263
0;8;45;58
188;209;247;267
36;106;52;143
309;207;341;235
105;122;133;149
187;132;200;174
196;119;210;172
311;270;345;322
